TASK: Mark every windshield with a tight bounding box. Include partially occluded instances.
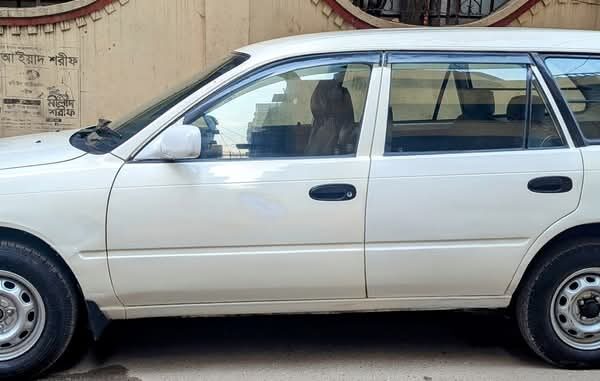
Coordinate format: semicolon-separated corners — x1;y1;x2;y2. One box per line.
70;53;249;154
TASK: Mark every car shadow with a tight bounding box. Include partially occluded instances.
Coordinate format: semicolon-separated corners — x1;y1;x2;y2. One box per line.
44;310;546;380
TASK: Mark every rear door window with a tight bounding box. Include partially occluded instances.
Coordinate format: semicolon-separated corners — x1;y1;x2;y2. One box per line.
385;56;565;154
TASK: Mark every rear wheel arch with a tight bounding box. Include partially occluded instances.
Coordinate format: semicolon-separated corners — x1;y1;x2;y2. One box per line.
513;231;600;367
512;223;600;305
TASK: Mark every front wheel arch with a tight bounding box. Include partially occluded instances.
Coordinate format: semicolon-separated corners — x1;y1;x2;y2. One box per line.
0;226;89;344
0;226;84;303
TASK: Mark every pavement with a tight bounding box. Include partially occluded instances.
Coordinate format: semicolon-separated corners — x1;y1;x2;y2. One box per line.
42;310;600;381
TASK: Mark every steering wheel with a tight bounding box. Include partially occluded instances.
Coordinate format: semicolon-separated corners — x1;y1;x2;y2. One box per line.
540;134;560;148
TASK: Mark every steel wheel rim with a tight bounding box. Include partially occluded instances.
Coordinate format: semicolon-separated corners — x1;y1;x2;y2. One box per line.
551;268;600;350
0;270;46;361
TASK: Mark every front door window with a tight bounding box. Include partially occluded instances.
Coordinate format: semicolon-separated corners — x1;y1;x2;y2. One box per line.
186;64;372;159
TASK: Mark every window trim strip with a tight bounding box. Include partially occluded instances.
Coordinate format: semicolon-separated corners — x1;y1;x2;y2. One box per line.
388;52;533;65
524;66;533;148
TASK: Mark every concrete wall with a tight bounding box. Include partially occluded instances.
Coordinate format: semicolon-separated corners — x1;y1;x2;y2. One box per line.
0;0;347;136
0;0;599;136
509;0;600;29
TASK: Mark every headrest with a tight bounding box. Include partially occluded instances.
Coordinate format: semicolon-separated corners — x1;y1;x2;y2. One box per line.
460;89;495;120
311;80;353;119
507;95;545;122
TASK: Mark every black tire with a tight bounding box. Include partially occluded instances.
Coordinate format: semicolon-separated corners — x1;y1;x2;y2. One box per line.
516;237;600;368
0;239;80;380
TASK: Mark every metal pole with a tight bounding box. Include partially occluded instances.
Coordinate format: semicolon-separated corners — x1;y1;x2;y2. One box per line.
455;0;461;25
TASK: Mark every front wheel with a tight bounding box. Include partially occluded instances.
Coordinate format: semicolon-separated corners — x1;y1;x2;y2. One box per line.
0;240;79;380
516;237;600;368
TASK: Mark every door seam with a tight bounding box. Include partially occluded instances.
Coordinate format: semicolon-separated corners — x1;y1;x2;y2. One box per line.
104;154;128;311
363;60;387;299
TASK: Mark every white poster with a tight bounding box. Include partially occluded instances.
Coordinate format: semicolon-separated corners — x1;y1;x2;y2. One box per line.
0;45;80;137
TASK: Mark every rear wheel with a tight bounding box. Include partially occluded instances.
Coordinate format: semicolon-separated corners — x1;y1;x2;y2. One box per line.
0;240;79;380
516;237;600;368
550;268;600;351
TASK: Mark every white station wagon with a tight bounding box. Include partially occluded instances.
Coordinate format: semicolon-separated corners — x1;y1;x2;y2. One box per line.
3;27;600;379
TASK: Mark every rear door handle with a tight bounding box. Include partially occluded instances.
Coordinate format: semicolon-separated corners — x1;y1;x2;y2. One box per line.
309;184;356;201
528;176;573;193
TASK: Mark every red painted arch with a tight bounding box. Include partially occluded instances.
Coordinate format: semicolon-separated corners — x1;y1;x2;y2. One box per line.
0;0;540;28
321;0;542;28
0;0;117;26
323;0;373;29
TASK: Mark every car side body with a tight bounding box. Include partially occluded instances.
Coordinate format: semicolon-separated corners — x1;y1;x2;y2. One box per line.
3;27;600;377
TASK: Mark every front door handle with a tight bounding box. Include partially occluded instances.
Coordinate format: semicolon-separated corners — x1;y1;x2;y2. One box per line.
528;176;573;193
309;184;356;201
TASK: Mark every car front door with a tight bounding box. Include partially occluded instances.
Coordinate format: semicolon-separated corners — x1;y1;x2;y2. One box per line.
106;53;381;306
365;53;584;298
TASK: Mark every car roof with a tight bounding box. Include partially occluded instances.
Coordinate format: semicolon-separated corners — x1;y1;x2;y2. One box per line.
237;27;600;63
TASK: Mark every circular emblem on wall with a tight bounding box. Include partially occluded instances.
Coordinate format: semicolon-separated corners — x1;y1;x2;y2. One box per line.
0;0;117;26
323;0;542;27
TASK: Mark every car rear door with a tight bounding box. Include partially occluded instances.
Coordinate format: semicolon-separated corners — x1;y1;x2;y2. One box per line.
107;53;382;306
365;52;584;298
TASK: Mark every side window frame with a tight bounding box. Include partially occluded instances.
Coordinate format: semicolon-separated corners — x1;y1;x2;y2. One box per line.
131;52;382;163
372;51;570;157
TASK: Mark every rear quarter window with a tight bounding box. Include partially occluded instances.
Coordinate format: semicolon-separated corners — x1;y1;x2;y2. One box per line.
545;57;600;140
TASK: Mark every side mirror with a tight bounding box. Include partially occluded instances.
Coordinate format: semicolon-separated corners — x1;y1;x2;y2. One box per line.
136;124;201;161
